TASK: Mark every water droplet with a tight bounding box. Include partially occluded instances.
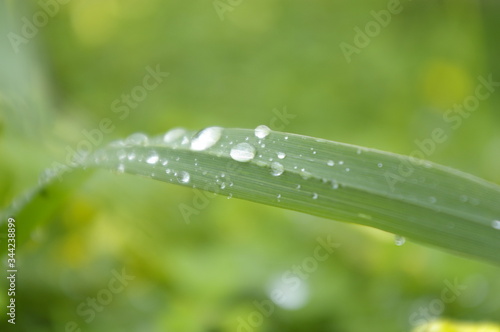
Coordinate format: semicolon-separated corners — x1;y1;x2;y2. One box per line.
125;133;149;146
162;160;169;166
230;143;256;162
163;128;186;144
492;220;500;230
277;194;281;201
277;152;286;159
146;153;159;165
377;163;383;168
300;168;312;180
312;193;319;200
175;171;190;184
261;143;266;148
117;164;125;173
190;126;223;151
284;136;289;140
296;184;301;189
227;193;233;199
220;182;226;189
394;235;406;246
429;196;437;204
332;181;339;189
127;153;136;161
270;162;284;176
327;160;334;166
338;161;344;165
345;168;350;172
357;148;362;155
255;125;271;139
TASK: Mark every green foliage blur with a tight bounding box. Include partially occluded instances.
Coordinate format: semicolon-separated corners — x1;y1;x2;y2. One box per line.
1;0;499;331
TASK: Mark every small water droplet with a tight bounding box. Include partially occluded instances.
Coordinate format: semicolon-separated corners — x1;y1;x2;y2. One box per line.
230;143;256;162
284;136;289;140
220;182;226;189
300;168;312;180
492;220;500;230
296;184;301;189
146;153;159;164
327;160;334;166
125;132;149;146
163;128;187;143
127;153;136;161
227;193;233;199
429;196;437;204
270;162;284;176
356;148;362;155
377;163;383;168
190;126;223;151
261;143;266;148
345;168;350;172
277;194;281;201
277;152;286;159
338;161;344;165
162;160;169;166
332;181;339;189
394;235;406;246
175;171;190;184
254;125;271;139
312;193;319;200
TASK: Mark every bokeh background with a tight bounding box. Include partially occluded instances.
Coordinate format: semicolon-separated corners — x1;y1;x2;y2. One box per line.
1;0;499;331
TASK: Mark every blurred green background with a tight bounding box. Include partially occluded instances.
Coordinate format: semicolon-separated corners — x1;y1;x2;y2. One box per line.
1;0;499;331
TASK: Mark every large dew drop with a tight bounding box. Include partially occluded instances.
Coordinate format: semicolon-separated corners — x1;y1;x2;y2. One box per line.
230;143;256;162
270;162;284;176
254;125;271;139
492;220;500;230
163;128;187;144
277;152;286;159
190;126;223;151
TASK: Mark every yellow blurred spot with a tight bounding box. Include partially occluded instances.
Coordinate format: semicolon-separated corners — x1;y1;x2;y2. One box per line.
70;0;119;47
59;233;87;267
414;319;500;332
420;61;472;110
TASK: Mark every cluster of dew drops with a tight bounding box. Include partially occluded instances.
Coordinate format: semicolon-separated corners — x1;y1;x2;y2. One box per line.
35;124;500;241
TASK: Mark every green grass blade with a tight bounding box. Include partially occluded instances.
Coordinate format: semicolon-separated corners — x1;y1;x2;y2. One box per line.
4;126;500;264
